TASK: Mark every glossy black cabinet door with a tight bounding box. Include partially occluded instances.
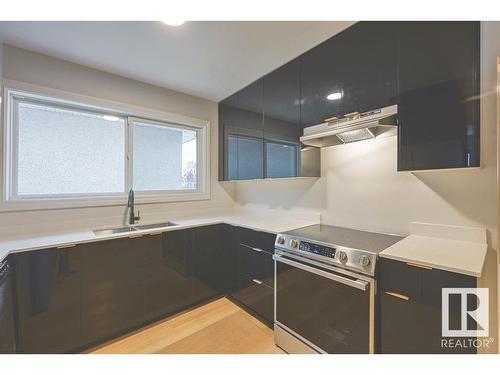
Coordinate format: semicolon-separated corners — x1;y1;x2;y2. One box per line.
192;225;229;302
233;274;274;323
223;224;240;293
15;248;82;353
81;238;143;346
379;259;477;354
0;258;16;353
231;227;275;324
396;21;480;171
219;80;264;180
263;58;301;178
301;22;397;128
238;244;274;288
138;231;194;323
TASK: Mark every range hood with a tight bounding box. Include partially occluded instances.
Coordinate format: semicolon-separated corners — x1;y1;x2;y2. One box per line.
300;105;398;148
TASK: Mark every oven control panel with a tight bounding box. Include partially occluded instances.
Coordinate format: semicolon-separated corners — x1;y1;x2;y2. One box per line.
275;234;377;276
299;241;336;259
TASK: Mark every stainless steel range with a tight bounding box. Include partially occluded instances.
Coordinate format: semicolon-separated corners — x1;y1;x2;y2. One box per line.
273;224;403;354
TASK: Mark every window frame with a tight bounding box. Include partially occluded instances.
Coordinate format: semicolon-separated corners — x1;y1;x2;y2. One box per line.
1;81;210;211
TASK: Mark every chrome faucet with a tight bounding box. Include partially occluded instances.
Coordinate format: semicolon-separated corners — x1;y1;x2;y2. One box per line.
127;188;140;225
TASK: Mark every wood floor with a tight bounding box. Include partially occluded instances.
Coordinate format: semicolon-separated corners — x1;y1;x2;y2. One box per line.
90;298;285;354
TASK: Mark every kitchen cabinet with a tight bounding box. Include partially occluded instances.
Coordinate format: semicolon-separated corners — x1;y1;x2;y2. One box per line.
192;224;232;302
15;247;82;353
219;80;264;181
263;58;301;178
81;238;143;346
396;21;480;171
0;257;16;353
300;22;397;128
231;227;276;324
139;230;195;323
379;258;477;354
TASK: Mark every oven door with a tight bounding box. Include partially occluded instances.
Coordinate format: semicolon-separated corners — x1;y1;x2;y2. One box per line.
274;252;375;354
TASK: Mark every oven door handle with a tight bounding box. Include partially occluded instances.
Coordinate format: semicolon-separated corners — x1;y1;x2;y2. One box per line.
273;254;369;291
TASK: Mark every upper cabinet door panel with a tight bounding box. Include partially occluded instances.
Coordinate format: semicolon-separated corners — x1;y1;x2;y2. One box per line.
220;80;264;180
396;21;480;171
263;58;301;178
301;22;397;128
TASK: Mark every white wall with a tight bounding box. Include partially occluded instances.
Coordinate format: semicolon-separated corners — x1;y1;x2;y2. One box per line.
0;44;236;236
234;22;500;353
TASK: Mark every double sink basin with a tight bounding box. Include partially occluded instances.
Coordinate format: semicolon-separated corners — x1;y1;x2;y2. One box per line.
93;222;178;237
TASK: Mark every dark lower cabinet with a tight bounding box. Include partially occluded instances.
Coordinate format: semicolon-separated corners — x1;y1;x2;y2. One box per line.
0;258;16;353
9;224;262;353
192;224;231;302
379;258;477;354
81;238;143;346
138;231;194;323
231;228;276;324
15;247;82;353
232;274;274;323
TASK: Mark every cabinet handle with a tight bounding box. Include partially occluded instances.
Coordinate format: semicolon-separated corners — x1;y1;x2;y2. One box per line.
57;243;76;250
129;234;144;239
385;291;410;301
406;262;432;270
252;279;263;285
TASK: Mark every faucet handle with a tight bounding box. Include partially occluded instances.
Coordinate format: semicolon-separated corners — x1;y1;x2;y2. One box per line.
136;210;141;222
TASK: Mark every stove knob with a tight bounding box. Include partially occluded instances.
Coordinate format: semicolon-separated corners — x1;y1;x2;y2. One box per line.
338;250;348;263
359;255;371;267
277;236;285;245
290;239;299;248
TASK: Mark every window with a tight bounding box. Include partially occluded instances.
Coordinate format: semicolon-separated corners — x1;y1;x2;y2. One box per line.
131;119;198;191
16;101;126;196
2;86;209;209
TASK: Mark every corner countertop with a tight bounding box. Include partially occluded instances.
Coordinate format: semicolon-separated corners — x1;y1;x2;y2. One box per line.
379;222;488;277
0;211;320;263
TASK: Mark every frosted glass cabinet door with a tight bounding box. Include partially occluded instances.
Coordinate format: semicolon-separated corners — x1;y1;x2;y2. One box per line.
265;141;299;178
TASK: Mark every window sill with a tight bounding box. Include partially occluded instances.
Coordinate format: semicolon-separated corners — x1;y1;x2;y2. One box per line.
0;191;211;212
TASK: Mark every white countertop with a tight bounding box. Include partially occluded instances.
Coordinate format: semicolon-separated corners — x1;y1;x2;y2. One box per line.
380;222;488;277
0;212;320;262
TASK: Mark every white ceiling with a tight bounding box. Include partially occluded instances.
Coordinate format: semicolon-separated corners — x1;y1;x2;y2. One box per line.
0;21;354;101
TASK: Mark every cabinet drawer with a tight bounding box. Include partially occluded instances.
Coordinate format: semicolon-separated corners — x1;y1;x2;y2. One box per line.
239;244;274;288
379;258;422;300
239;227;276;254
232;274;274;323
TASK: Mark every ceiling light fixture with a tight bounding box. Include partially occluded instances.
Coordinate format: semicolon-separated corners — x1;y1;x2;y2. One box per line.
327;92;343;101
160;20;185;26
103;115;120;122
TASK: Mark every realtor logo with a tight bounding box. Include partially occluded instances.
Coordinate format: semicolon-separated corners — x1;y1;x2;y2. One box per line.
442;288;489;337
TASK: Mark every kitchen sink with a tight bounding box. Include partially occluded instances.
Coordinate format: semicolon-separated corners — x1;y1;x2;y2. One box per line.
93;226;139;236
134;222;178;230
93;222;178;236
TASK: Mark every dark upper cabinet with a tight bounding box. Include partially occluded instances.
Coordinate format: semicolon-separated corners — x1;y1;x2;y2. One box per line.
263;58;301;178
300;22;397;128
396;21;480;171
15;247;82;353
219;80;264;181
379;258;477;354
